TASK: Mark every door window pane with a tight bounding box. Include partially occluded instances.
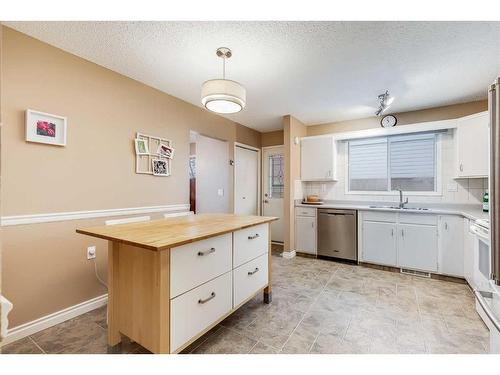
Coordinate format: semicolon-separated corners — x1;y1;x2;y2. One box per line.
268;154;284;198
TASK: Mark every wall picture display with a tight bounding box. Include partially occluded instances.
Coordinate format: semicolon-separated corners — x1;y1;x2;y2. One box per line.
26;109;67;146
135;132;173;176
135;138;149;155
152;158;170;176
158;143;175;159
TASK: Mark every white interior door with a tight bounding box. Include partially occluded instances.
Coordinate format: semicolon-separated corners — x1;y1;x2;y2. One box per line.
195;133;230;214
263;146;284;243
234;145;259;215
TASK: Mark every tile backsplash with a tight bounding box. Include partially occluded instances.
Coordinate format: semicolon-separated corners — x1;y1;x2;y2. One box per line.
301;133;488;205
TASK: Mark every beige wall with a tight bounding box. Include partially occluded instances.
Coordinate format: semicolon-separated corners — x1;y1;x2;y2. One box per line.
283;115;306;252
261;130;284;147
236;123;261;148
307;100;487;136
1;27;261;327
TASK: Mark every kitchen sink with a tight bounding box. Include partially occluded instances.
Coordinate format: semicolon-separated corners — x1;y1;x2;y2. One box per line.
368;205;430;211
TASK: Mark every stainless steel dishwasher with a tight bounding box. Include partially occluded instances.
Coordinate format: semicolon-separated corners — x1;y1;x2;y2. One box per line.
317;209;357;261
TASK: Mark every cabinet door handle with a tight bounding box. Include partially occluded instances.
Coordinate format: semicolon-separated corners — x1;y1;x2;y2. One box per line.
198;292;216;304
459;163;464;172
248;234;260;240
391;229;394;237
311;222;314;228
198;247;216;256
445;222;448;230
248;267;259;276
401;229;404;237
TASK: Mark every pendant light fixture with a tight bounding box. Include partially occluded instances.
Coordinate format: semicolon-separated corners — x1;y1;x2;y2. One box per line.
201;47;246;114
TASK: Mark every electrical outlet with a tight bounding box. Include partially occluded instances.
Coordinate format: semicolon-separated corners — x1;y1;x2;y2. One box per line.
87;246;96;260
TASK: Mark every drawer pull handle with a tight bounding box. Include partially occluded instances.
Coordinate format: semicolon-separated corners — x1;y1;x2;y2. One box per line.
198;292;216;304
198;247;216;256
248;234;260;240
248;267;259;275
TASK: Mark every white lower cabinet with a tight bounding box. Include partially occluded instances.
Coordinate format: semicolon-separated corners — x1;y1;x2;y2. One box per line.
170;271;232;353
398;223;438;272
361;211;441;274
295;215;317;254
438;215;464;277
362;221;397;266
233;252;269;307
463;218;476;286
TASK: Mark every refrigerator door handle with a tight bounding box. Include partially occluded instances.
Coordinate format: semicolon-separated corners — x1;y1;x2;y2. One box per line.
490;78;500;285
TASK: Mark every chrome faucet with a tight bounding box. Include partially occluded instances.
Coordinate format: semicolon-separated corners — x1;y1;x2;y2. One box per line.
398;190;409;209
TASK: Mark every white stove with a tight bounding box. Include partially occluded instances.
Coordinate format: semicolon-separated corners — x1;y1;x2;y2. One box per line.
470;217;500;353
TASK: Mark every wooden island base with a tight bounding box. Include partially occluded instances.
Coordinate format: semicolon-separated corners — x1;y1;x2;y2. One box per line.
77;214;277;354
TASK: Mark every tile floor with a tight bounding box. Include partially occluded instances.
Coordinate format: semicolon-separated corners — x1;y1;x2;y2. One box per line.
1;250;489;354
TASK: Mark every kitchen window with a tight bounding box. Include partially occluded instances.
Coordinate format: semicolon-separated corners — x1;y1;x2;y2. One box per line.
347;133;438;194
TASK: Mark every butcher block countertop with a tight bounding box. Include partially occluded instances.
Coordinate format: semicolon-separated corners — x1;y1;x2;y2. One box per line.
76;213;278;251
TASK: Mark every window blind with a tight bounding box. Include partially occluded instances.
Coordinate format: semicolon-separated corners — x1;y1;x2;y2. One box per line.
347;133;437;193
348;138;388;191
389;134;436;191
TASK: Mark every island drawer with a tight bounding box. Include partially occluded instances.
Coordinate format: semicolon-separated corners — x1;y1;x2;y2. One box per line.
233;223;269;267
170;233;232;298
233;253;269;308
170;271;232;353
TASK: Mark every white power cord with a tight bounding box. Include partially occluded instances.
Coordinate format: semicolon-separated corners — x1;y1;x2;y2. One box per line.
93;258;108;289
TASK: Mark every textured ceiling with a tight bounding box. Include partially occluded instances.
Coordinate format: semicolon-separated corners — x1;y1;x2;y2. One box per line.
5;21;500;131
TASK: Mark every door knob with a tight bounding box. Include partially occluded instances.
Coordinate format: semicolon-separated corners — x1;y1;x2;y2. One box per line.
263;200;269;203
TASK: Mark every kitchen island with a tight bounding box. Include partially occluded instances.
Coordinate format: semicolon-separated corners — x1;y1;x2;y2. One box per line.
76;213;277;354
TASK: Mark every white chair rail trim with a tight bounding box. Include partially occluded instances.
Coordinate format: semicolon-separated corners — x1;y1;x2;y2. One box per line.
1;203;190;227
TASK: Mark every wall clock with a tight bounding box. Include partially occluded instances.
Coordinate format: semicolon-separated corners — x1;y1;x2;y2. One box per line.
380;114;397;128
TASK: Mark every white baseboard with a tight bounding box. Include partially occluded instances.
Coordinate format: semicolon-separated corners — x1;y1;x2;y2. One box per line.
0;294;108;347
281;250;296;259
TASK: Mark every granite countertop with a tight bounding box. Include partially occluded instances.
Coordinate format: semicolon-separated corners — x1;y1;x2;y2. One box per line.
295;200;489;222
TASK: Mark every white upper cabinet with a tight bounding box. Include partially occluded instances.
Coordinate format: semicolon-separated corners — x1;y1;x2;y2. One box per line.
301;136;337;181
455;111;489;178
438;215;464;277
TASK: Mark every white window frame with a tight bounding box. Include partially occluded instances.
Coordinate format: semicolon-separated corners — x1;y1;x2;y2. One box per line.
344;133;442;196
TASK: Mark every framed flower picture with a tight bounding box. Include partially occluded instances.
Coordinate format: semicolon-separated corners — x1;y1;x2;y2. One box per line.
157;143;175;159
25;109;67;146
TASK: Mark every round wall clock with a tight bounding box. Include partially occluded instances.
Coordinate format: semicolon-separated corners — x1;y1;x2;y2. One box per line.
380;114;397;128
